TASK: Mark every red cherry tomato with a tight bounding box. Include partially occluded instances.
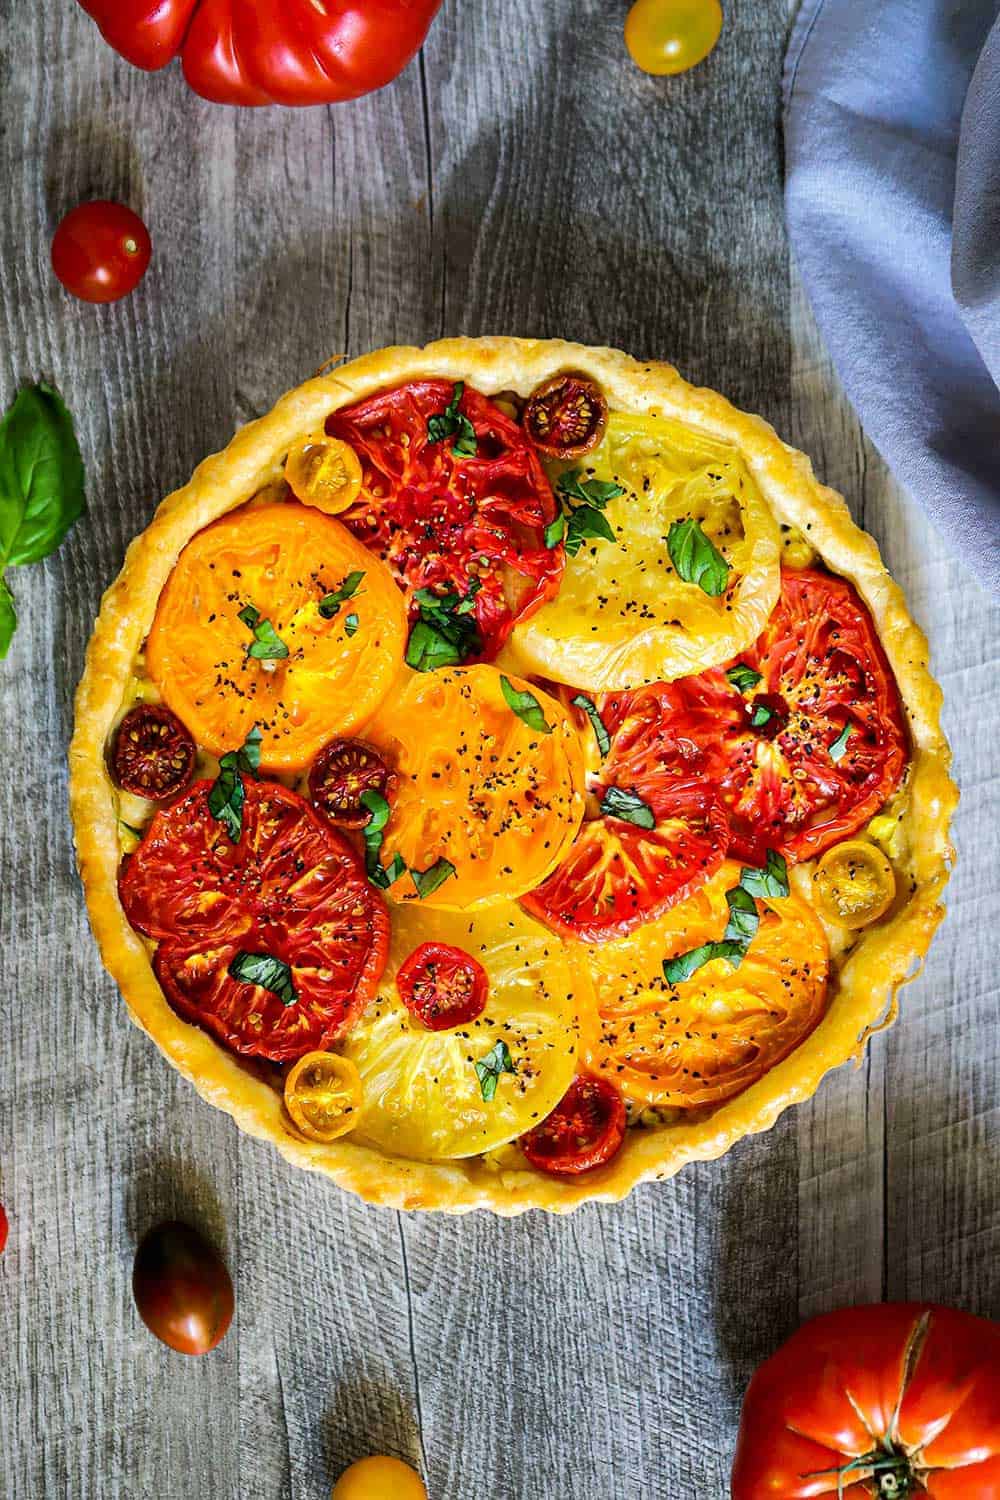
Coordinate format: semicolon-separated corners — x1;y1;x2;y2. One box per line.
327;381;563;660
520;1074;627;1176
523;373;608;459
112;703;196;801
51;201;151;304
0;1203;8;1255
309;738;393;829
132;1221;233;1356
118;779;389;1062
396;942;489;1031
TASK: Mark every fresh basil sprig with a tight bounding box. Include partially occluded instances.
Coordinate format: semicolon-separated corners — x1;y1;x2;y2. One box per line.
500;675;552;735
427;382;477;458
571;693;611;759
475;1039;516;1102
228;950;297;1007
405;581;481;672
545;469;623;557
319;570;365;619
599;785;655;830
667;517;730;597
662;853;788;984
207;725;262;842
829;722;853;763
238;604;289;661
0;383;85;658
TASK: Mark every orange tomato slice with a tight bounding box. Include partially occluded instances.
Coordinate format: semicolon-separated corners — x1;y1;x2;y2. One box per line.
581;862;830;1108
362;664;585;908
146;502;407;771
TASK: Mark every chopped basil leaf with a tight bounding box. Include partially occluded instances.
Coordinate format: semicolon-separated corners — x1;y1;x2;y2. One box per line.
475;1039;516;1102
565;505;616;557
667;517;730;597
739;849;789;900
571;693;611;758
319;570;365;619
368;852;407;891
405;582;481;671
359;787;405;888
556;471;624;509
426;381;477;457
543;513;566;549
244;614;289;660
240;724;263;775
749;701;773;729
237;603;260;629
207;726;261;842
723;885;759;948
548;469;623;557
663;940;745;985
499;675;552;735
726;663;762;695
344;612;359;637
410;857;457;899
599;785;655;830
829;722;853;762
228;950;298;1007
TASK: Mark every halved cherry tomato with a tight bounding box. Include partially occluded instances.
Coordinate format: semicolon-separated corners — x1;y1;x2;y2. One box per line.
111;703;196;800
523;683;729;941
145;502;407;772
582;863;830;1108
119;779;389;1062
396;942;489;1031
327;381;563;659
625;0;724;77
284;1052;363;1143
520;1074;626;1176
523;373;608;458
0;1203;8;1255
813;839;896;929
285;431;363;515
309;739;393;829
51;201;151;304
132;1220;233;1356
333;1456;428;1500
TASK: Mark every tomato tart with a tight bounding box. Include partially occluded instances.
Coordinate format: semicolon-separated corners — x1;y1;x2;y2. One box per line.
70;337;956;1214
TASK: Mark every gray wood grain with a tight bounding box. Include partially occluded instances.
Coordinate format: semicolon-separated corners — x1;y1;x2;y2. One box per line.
0;1;997;1497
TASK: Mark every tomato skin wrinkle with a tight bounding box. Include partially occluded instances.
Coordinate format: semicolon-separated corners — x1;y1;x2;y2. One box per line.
51;200;151;304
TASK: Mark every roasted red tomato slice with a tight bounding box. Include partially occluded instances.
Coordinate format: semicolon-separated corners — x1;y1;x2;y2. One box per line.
327;380;563;659
522;683;729;941
396;941;489;1031
520;1074;626;1176
112;704;196;800
119;780;389;1062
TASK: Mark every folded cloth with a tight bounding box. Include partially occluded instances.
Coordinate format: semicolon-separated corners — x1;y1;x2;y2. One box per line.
784;0;1000;591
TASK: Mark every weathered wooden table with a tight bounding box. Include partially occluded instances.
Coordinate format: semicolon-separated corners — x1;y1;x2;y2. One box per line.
1;3;998;1496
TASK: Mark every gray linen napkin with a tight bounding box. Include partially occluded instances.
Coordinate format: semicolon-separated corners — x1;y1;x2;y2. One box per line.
784;0;1000;591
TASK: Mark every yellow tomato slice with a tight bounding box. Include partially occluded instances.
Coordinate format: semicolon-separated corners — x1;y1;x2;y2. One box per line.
511;412;781;690
812;839;896;930
581;862;829;1108
340;902;580;1160
284;430;363;515
362;664;585;909
284;1051;363;1143
146;502;407;771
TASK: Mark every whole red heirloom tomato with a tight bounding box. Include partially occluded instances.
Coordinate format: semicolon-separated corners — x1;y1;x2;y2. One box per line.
732;1303;1000;1498
75;0;445;107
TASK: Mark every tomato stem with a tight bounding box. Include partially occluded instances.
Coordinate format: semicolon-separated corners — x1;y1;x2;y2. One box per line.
805;1445;921;1498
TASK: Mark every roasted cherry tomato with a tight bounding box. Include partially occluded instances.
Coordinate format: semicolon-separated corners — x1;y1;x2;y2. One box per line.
625;0;724;77
285;431;363;515
327;381;563;660
51;200;151;304
582;863;830;1108
309;739;393;829
111;703;196;801
332;1456;428;1500
119;779;389;1062
145;502;407;772
523;373;608;459
284;1051;363;1143
520;1074;626;1176
0;1203;8;1255
132;1221;233;1356
813;839;896;929
396;942;489;1031
522;683;728;941
732;1303;1000;1499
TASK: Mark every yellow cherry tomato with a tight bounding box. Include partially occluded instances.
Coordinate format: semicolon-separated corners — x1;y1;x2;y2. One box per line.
332;1456;428;1500
625;0;724;76
812;840;896;930
284;1052;363;1143
285;430;363;514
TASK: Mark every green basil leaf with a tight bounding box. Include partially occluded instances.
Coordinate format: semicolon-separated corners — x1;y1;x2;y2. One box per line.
667;517;730;597
318;570;365;619
749;702;773;728
405;584;481;671
208;726;261;842
829;722;853;763
599;785;655;829
571;693;611;759
344;612;359;637
406;618;466;672
564;505;616;557
454;578;482;614
246;615;289;660
723;886;759;948
663;940;745;985
739;849;789;900
359;789;407;888
726;663;762;695
238;724;263;776
360;788;391;834
237;604;260;629
474;1039;516;1102
228;950;298;1007
556;470;624;509
0;384;85;568
368;852;407;890
0;575;15;659
544;513;566;549
427;382;478;458
410;857;457;899
499;675;552;735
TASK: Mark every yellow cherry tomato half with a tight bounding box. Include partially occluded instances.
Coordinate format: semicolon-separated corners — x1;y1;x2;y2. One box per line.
812;839;896;930
284;1051;363;1143
332;1456;428;1500
285;430;363;514
625;0;724;76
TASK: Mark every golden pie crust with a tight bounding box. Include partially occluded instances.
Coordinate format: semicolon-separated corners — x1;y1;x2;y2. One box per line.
69;337;957;1215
